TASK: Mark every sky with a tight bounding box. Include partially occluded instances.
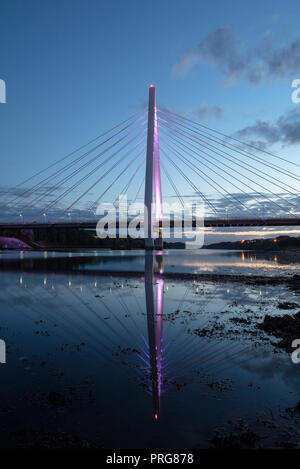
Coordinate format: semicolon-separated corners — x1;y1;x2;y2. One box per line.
1;0;300;241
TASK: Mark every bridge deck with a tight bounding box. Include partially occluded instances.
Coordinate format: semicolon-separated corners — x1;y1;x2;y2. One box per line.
1;218;300;229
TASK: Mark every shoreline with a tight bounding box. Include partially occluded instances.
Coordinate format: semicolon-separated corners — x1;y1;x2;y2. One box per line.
0;260;300;286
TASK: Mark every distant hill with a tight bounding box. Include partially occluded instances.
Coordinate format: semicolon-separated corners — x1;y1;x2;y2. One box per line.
203;236;300;251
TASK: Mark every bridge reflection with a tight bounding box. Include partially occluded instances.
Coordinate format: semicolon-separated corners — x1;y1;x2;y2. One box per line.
145;252;164;420
0;249;291;421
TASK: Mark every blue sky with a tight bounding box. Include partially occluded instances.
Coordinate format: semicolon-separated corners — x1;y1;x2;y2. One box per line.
1;0;300;232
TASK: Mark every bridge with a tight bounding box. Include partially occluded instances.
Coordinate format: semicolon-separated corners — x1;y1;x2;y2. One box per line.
1;217;300;230
1;85;300;248
3;86;299;420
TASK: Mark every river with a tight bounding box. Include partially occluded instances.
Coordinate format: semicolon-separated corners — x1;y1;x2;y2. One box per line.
0;249;299;448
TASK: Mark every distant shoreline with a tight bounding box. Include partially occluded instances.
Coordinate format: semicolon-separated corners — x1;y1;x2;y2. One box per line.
203;235;300;251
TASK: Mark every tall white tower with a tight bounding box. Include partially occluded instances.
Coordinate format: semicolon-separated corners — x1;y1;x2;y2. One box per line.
144;85;162;250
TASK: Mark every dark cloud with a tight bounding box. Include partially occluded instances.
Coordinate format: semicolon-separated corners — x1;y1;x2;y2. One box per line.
174;27;300;85
0;184;98;222
266;39;300;79
247;62;265;85
169;191;300;218
174;27;245;82
196;104;224;120
0;184;66;199
234;108;300;146
209;192;300;217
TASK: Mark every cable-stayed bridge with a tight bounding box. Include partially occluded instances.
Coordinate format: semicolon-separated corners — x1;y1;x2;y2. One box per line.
1;85;300;248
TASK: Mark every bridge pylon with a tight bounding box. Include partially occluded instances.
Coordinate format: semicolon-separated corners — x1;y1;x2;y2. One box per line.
144;85;163;250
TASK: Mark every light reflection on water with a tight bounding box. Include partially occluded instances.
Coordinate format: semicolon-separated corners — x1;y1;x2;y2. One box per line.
0;249;299;448
1;248;300;277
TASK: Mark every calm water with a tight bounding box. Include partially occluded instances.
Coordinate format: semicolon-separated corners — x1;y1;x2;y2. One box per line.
0;249;299;448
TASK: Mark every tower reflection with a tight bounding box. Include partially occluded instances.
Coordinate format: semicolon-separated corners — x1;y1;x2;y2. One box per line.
144;252;164;421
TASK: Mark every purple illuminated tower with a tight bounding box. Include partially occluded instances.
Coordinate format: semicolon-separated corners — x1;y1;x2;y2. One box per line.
144;85;163;250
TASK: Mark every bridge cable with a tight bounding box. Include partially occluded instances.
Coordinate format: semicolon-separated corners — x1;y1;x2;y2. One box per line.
43;134;147;217
1;110;146;200
57;142;146;219
8;112;147;206
113;156;146;206
131;177;145;205
26;125;147;214
159;115;300;198
160;139;268;218
27;118;148;209
160;142;263;219
158;108;300;171
160;160;184;207
159;128;296;215
88;148;146;214
158;147;219;216
158;110;300;186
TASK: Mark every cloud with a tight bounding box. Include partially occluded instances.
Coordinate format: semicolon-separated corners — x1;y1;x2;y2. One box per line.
234;108;300;147
174;26;300;85
159;104;224;122
196;104;224;120
174;27;245;82
169;191;300;218
266;39;300;79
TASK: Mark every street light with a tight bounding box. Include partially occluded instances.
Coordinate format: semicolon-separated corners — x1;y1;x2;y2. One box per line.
43;213;47;223
19;213;23;223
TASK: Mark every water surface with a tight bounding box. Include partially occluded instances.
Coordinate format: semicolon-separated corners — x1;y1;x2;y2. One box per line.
0;249;299;448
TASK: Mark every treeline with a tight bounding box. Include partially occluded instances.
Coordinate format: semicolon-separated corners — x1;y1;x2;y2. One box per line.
204;236;300;251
